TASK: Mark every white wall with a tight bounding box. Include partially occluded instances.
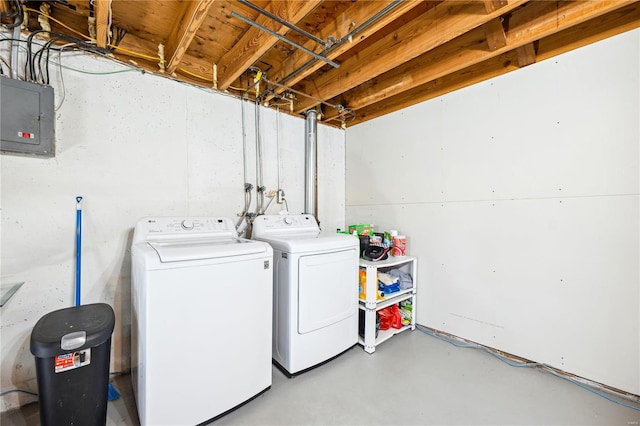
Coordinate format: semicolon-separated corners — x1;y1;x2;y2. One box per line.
0;49;345;410
346;29;639;395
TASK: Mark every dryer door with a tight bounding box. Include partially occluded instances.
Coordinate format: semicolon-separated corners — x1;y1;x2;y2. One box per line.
297;248;358;334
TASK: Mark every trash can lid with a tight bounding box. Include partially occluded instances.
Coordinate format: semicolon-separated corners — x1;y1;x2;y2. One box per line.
30;303;115;358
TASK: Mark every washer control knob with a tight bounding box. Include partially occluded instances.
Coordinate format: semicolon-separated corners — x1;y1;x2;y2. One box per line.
283;216;293;225
181;220;194;230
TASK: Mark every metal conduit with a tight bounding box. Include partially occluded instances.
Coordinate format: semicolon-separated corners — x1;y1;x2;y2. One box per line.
278;0;404;86
231;11;340;69
255;99;265;214
10;22;21;79
238;0;327;47
304;109;317;217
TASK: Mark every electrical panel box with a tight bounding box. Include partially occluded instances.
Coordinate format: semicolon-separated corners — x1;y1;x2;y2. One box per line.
1;76;55;157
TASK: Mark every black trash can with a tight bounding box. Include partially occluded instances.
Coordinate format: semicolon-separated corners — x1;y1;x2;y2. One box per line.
30;303;115;426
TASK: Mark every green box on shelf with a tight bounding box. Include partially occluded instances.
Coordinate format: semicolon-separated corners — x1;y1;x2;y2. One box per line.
348;224;374;236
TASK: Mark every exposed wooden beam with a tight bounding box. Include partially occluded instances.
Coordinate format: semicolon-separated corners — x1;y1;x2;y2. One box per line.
337;52;519;126
105;16;213;87
516;42;537;67
0;0;9;14
484;18;507;51
165;0;216;75
94;0;109;48
484;0;509;14
344;2;640;127
217;0;321;90
109;28;168;72
323;0;634;121
293;0;527;114
264;0;428;101
536;2;640;61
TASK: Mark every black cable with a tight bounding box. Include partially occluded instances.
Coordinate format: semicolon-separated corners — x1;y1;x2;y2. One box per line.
1;0;24;29
0;37;24;43
5;26;113;83
37;37;58;84
33;43;46;83
35;37;59;84
25;30;48;81
0;0;21;19
21;29;111;82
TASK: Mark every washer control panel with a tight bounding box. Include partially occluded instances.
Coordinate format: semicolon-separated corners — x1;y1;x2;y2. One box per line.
133;217;237;242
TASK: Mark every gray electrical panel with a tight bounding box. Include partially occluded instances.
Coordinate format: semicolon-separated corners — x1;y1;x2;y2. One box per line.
1;76;55;157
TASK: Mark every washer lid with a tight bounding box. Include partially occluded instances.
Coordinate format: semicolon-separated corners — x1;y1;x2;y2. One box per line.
148;237;267;262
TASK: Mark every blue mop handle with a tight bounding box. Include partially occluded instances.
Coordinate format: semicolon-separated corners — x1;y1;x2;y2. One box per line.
75;196;83;307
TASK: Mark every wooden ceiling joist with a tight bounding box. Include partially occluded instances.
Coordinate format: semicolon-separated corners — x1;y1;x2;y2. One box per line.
165;0;216;75
484;18;507;51
24;0;638;128
263;0;427;102
322;0;634;122
293;0;527;114
94;0;109;48
217;0;321;90
516;42;537;67
341;1;640;127
484;0;509;14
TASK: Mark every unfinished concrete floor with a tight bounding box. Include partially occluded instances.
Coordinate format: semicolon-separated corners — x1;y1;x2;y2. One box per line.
2;328;639;425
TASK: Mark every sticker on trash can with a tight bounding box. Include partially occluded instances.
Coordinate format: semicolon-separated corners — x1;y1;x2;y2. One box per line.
54;349;91;373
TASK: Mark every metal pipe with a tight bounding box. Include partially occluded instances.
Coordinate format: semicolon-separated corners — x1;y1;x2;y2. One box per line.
255;99;265;214
231;11;340;69
238;0;327;47
278;0;403;86
261;76;342;111
10;21;21;79
304;109;317;217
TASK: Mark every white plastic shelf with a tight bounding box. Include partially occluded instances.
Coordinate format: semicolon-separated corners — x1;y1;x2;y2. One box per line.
358;255;417;354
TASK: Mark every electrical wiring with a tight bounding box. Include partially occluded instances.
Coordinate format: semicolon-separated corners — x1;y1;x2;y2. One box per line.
176;66;212;82
0;0;21;20
0;0;24;29
23;30;108;84
25;7;149;65
12;9;258;94
52;63;139;75
24;7;90;41
0;389;38;397
0;32;140;77
1;25;135;84
53;42;74;110
148;63;246;92
416;325;640;412
0;55;10;73
109;44;157;62
227;84;249;92
260;75;349;118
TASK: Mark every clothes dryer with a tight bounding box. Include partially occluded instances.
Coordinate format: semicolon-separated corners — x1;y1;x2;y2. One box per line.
131;217;272;425
252;214;358;376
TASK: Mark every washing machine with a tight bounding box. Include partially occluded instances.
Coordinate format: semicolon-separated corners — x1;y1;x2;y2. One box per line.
252;214;359;376
131;217;273;426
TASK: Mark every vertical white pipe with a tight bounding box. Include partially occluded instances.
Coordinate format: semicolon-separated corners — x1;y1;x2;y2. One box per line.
10;24;21;79
304;109;317;216
255;100;264;213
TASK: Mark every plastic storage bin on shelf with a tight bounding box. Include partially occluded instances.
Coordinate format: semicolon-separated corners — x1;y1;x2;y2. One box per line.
30;303;115;426
358;255;417;353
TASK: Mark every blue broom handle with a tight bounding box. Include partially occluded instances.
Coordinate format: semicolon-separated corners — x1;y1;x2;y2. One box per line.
75;196;83;307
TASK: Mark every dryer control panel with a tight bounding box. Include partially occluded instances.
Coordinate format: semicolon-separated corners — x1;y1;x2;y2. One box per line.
252;214;320;237
133;217;237;243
